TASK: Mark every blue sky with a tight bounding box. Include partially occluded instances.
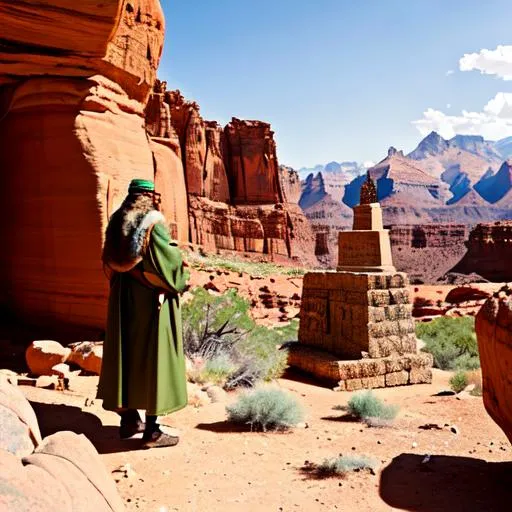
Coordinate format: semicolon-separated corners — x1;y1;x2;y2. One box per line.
159;1;512;168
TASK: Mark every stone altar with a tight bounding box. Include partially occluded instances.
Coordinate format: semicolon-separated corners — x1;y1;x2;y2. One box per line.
289;185;433;389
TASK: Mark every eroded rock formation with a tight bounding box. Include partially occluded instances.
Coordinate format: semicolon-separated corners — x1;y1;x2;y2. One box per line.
390;224;470;283
145;84;317;266
0;1;166;333
0;379;125;510
0;2;317;334
476;289;512;443
451;221;512;282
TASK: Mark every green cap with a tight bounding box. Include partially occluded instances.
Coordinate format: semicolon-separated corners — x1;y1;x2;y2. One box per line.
128;179;155;194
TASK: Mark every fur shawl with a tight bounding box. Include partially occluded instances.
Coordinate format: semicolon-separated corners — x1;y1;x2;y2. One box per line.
102;195;166;273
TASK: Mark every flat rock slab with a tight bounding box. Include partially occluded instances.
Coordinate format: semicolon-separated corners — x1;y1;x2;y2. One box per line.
287;343;433;390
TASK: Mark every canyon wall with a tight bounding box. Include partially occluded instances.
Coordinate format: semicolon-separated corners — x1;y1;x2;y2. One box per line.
0;0;166;333
0;1;317;334
389;224;470;284
451;221;512;282
476;289;512;444
145;84;317;266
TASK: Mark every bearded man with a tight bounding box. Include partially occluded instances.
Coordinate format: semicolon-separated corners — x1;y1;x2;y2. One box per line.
98;179;189;448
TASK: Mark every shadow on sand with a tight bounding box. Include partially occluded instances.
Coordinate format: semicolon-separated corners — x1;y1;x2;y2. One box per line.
195;421;255;434
380;453;512;512
320;414;360;423
30;401;143;454
281;367;333;389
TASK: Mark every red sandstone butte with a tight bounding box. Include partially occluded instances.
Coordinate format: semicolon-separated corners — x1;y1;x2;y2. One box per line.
0;1;165;332
225;118;283;204
476;290;512;443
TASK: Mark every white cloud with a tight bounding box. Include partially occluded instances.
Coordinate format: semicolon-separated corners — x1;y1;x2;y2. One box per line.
445;70;454;76
459;45;512;80
362;160;375;169
412;92;512;140
446;103;452;109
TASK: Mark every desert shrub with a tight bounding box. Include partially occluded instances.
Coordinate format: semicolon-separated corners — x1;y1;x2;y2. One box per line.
452;352;480;371
226;387;304;431
182;288;294;388
190;354;237;386
314;455;377;477
416;316;479;370
347;391;399;423
449;371;469;393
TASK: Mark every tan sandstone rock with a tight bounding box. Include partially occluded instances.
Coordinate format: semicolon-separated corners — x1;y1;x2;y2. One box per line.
0;379;41;457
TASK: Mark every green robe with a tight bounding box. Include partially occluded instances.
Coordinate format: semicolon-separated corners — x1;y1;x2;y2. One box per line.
97;223;190;416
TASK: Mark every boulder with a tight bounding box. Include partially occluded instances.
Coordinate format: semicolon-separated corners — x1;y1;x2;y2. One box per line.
476;291;512;443
0;380;41;457
23;431;125;512
25;341;71;377
0;449;70;511
0;431;125;512
68;342;103;375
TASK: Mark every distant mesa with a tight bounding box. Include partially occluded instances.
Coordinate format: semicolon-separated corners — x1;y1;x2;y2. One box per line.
451;221;512;282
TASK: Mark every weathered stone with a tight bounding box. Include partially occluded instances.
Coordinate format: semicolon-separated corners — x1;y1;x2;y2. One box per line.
23;431;125;512
338;202;395;273
288;344;432;390
337;359;387;380
67;342;103;375
0;0;166;332
25;341;71;377
451;221;512;282
385;371;409;387
0;379;41;456
476;294;512;443
299;270;417;360
345;378;364;392
224;118;282;204
409;367;433;384
149;138;189;242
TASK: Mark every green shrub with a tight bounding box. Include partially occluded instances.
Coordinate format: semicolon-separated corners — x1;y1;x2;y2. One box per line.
182;288;293;388
315;455;377;477
347;391;399;423
191;354;237;386
226;387;304;431
449;371;469;393
416;316;479;370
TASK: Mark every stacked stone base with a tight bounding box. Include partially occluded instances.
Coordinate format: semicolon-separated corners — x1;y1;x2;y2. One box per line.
287;344;433;390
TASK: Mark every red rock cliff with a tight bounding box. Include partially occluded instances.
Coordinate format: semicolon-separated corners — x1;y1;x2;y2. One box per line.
476;289;512;444
224;118;283;204
0;0;165;333
450;221;512;282
145;86;317;266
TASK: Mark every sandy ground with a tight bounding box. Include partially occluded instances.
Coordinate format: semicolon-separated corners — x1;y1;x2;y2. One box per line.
20;370;512;512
